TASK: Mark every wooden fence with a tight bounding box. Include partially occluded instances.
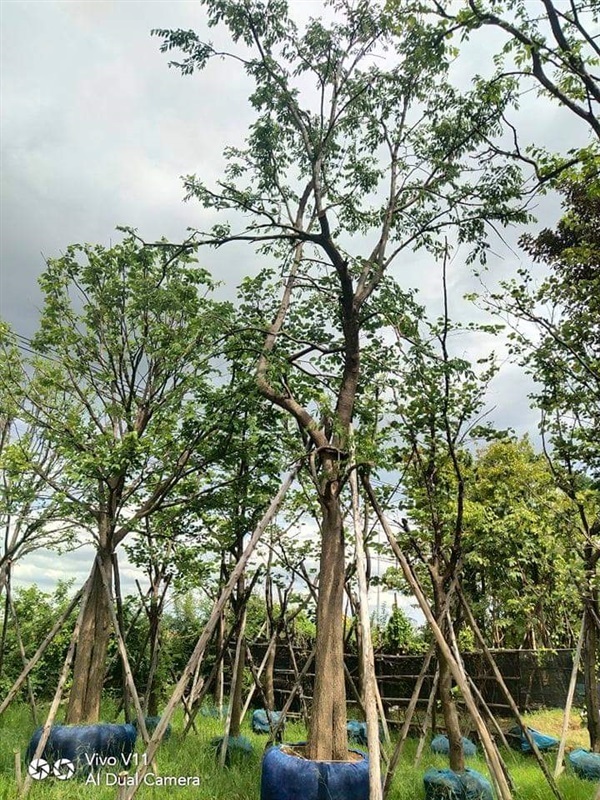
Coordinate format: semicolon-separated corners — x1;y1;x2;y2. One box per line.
243;643;585;719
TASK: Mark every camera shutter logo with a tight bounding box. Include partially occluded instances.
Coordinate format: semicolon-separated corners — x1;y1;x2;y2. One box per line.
28;758;51;780
53;758;75;780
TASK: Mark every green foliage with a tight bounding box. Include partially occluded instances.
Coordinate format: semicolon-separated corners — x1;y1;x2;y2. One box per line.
426;0;600;175
0;582;76;700
0;233;236;557
383;602;424;653
463;437;583;648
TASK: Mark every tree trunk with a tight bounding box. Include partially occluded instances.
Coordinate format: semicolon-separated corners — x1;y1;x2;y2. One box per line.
434;580;464;773
146;595;161;718
66;550;113;723
214;611;225;714
263;637;276;711
583;601;600;752
437;643;465;772
307;489;348;761
228;578;246;738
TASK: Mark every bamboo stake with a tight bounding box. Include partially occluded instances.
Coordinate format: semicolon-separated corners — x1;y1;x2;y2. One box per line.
267;646;316;746
446;611;514;795
0;586;83;718
240;629;278;723
455;583;564;800
20;578;92;798
383;641;436;797
554;609;586;778
220;606;247;767
121;464;299;800
95;556;150;746
415;669;439;766
364;478;514;800
7;575;38;724
350;454;382;800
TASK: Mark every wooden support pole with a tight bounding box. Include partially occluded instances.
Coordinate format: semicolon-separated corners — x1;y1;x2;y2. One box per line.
350;453;382;800
96;556;150;746
285;626;310;726
455;583;564;800
113;553;131;723
14;749;22;791
181;611;245;739
241;629;278;723
220;606;247;767
343;663;389;766
446;610;515;795
20;578;92;798
267;646;316;746
383;579;460;797
364;478;514;800
7;579;38;725
554;609;586;778
383;641;435;797
168;667;199;734
120;464;299;800
0;586;83;718
415;668;439;766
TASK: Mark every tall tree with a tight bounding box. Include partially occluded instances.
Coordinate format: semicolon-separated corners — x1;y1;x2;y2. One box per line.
463;437;582;649
154;0;527;759
486;163;600;749
383;271;498;773
428;0;600;175
0;234;232;723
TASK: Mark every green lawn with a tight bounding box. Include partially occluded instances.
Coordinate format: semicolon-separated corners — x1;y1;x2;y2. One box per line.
0;703;596;799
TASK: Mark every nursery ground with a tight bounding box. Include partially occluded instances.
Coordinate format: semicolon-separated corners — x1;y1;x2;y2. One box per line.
0;703;595;800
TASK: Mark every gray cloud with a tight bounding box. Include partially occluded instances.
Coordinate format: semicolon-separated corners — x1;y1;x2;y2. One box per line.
1;1;590;593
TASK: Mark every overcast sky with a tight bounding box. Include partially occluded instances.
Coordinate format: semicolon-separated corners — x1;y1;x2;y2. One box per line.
1;1;595;605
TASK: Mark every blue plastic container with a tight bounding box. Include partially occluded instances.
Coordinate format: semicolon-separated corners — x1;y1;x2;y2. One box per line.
261;743;369;800
431;734;477;757
568;748;600;781
424;768;493;800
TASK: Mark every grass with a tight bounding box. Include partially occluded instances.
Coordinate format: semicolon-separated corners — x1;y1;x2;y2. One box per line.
0;703;596;799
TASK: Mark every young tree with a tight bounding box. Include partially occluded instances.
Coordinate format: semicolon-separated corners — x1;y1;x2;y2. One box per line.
383;273;499;773
0;234;232;723
153;0;527;759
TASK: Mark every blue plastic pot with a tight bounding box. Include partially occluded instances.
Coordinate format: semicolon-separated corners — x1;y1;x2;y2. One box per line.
568;748;600;781
431;734;477;757
260;743;369;800
424;768;493;800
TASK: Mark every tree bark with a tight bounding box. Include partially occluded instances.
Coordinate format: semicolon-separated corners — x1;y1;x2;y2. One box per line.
66;549;113;723
146;594;161;718
228;576;247;738
583;593;600;752
263;638;276;711
433;578;464;773
214;611;225;714
307;485;348;761
437;642;465;772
